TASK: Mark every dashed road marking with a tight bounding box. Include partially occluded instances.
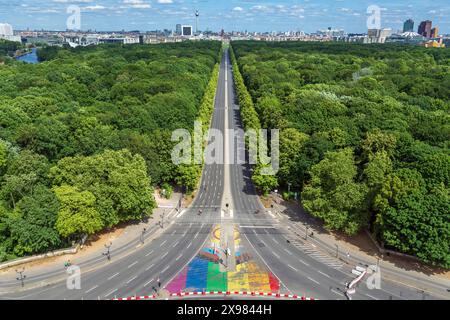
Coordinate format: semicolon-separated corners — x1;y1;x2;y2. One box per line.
85;285;98;294
144;278;154;287
126;276;137;284
108;273;119;280
288;264;298;271
104;288;118;298
127;261;138;269
307;277;320;285
317;270;331;278
366;293;379;300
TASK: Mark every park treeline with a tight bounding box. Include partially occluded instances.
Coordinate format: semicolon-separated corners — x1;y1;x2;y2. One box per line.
0;41;222;261
231;41;449;268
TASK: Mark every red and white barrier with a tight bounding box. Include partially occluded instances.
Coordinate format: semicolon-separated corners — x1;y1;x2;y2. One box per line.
112;291;316;300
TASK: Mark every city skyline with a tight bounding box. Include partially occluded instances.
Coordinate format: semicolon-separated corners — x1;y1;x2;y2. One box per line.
0;0;449;34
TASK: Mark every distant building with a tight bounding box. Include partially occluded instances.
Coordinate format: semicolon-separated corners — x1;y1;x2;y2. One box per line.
176;24;182;35
182;25;193;37
0;23;13;36
98;37;139;45
430;27;439;38
0;22;21;42
422;39;446;48
366;28;392;43
403;19;414;33
418;20;432;38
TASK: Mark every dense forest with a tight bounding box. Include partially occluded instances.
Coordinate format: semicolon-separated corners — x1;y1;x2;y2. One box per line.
0;41;222;261
0;40;23;63
231;41;449;268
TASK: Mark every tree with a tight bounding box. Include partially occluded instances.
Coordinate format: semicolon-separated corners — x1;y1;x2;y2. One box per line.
54;185;103;239
174;164;201;193
278;128;309;187
50;149;156;227
252;165;279;196
302;148;369;235
374;169;450;268
7;186;61;255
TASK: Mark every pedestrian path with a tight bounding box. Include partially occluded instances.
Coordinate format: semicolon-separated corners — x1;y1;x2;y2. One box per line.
283;234;344;270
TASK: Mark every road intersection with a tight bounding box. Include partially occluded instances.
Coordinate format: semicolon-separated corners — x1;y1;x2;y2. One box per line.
0;49;448;301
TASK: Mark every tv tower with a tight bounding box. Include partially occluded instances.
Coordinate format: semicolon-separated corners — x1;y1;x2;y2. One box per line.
195;10;199;35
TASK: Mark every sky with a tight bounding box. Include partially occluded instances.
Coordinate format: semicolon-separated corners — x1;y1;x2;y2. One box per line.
0;0;449;34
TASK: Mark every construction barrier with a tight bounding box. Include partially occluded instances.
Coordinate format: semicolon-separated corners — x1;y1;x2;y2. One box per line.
112;291;316;300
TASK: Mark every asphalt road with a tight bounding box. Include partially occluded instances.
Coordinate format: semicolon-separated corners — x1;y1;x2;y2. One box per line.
0;49;447;301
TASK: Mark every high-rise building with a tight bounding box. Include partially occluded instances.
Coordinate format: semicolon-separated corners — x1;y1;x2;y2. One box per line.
418;20;432;38
430;27;439;38
176;24;182;35
403;19;414;33
0;23;13;36
181;25;193;37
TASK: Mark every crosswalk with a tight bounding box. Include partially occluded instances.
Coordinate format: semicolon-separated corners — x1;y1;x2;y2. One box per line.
283;235;344;270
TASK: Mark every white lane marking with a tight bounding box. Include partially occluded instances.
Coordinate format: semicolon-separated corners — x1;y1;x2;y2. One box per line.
104;288;118;298
288;264;298;271
331;289;345;297
187;242;192;249
176;254;183;261
144;278;154;287
176;210;187;218
272;251;280;259
172;241;179;248
283;248;293;255
307;277;320;285
161;265;170;274
145;250;154;257
127;261;138;269
160;240;167;247
194;232;199;239
145;263;155;271
108;273;119;280
297;259;309;266
273;239;279;244
171;230;177;235
317;270;331;278
126;276;137;284
366;294;379;300
85;285;98;294
161;252;168;259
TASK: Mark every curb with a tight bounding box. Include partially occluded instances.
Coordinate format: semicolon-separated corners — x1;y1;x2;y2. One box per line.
112;291;316;300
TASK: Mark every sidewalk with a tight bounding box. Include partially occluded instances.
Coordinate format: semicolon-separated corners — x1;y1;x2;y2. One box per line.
0;191;183;292
264;193;450;298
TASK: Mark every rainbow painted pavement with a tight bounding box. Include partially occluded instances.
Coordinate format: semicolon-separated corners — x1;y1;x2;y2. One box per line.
166;225;281;294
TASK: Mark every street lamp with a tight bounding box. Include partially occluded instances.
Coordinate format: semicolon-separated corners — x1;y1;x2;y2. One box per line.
103;242;112;261
16;268;26;287
141;228;147;244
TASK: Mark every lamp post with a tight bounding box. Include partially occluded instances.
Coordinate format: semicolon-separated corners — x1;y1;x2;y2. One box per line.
103;242;112;261
141;228;147;244
16;268;26;287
